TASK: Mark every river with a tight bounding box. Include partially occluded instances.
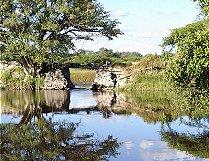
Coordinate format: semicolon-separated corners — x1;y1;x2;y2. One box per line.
1;89;209;161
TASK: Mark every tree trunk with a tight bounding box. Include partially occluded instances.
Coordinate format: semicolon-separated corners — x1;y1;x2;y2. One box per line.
18;56;38;90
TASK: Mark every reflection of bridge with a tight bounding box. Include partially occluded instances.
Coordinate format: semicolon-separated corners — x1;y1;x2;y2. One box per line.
0;90;131;124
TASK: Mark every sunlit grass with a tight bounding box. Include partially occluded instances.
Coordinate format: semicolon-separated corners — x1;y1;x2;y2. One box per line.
70;68;96;86
121;71;209;118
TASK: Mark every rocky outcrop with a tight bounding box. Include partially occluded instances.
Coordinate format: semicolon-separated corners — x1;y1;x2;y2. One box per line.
92;66;131;90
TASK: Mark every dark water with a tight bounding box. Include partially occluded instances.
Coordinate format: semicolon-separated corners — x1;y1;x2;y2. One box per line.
1;89;209;161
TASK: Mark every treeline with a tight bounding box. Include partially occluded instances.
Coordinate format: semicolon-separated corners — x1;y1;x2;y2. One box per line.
63;48;174;68
64;48;143;67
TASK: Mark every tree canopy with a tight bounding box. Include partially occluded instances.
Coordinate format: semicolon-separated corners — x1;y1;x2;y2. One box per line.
163;0;209;106
193;0;209;16
0;0;122;75
163;20;209;90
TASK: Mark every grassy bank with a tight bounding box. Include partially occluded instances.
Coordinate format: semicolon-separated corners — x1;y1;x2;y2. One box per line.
70;68;96;86
121;70;209;118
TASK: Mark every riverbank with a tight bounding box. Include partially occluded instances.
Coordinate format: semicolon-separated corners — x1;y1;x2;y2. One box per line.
120;69;209;118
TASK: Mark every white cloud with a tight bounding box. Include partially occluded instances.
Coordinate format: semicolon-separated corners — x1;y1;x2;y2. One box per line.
139;140;202;161
140;140;154;149
124;141;134;150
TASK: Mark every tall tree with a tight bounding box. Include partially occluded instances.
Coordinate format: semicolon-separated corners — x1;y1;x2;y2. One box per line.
163;0;209;106
0;0;122;78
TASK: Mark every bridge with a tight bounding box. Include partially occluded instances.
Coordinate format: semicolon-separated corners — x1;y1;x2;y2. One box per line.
0;60;129;90
40;62;129;90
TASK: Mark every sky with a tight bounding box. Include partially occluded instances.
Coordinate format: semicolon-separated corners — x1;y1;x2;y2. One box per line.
75;0;200;55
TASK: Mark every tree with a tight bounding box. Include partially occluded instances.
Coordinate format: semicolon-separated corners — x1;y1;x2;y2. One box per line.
163;20;209;90
163;1;209;106
193;0;209;16
0;0;122;82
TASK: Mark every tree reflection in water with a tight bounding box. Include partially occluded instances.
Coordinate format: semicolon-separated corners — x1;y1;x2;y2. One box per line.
1;118;120;161
0;90;120;161
1;90;209;160
1;120;120;161
161;117;209;159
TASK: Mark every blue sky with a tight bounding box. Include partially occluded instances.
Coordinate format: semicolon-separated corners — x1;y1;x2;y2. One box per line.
75;0;200;55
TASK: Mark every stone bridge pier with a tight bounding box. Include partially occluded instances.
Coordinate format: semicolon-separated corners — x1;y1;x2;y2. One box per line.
92;66;131;90
43;67;75;90
0;61;131;90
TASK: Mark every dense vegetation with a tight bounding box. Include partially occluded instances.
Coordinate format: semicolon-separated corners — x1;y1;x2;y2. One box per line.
0;0;122;89
162;0;209;107
65;48;142;67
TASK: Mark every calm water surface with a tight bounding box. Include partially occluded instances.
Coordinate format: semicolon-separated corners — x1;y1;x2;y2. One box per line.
1;89;209;161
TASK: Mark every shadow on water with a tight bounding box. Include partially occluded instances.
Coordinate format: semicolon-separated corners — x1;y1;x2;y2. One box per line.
0;89;209;160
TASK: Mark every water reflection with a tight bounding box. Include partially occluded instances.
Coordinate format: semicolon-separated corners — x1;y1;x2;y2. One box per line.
1;89;209;161
161;117;209;159
1;119;120;161
0;90;132;120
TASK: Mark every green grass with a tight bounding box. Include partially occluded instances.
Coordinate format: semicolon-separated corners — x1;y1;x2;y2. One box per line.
120;71;209;120
70;68;96;86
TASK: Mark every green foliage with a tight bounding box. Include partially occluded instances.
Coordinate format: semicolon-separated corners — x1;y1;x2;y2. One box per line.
0;66;44;89
193;0;209;16
122;72;182;108
0;0;122;77
66;48;142;67
137;54;165;70
163;19;209;107
162;1;209;107
0;66;25;89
